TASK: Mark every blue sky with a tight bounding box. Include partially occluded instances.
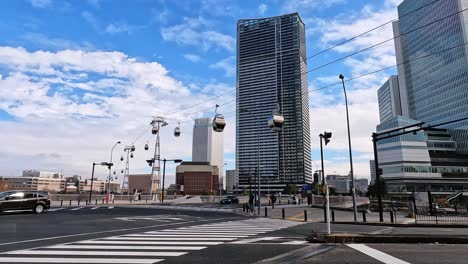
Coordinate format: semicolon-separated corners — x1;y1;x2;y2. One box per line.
0;0;402;185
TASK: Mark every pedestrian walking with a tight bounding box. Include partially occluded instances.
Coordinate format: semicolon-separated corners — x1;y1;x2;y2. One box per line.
271;193;277;209
248;194;254;214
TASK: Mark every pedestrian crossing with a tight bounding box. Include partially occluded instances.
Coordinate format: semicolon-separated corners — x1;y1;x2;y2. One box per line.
0;218;304;264
47;206;116;212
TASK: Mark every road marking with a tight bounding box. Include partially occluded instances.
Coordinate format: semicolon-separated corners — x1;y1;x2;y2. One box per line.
347;244;411;264
10;250;187;257
46;245;206;250
231;237;283;244
90;207;100;210
0;217;234;246
47;208;65;212
76;240;223;245
0;257;163;263
108;206;114;209
123;234;248;238
281;240;308;245
102;236;236;241
148;230;267;234
70;207;84;211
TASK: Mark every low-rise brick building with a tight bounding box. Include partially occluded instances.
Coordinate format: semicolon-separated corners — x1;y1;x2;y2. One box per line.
176;162;219;195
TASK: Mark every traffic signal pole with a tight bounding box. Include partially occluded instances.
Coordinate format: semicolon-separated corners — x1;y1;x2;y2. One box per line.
372;134;384;222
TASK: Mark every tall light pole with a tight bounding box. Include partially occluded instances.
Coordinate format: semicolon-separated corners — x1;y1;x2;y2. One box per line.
107;141;121;195
339;74;358;222
239;108;261;215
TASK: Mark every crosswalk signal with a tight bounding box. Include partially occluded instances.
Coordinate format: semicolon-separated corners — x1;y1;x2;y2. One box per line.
323;132;332;145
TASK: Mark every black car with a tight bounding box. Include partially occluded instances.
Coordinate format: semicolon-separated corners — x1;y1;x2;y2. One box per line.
220;195;239;205
0;190;51;214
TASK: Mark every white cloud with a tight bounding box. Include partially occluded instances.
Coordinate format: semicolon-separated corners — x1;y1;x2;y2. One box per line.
258;3;267;15
161;17;235;52
21;33;95;50
105;23;129;33
183;54;201;63
282;0;345;12
210;56;235;77
0;46;236;179
81;11;100;31
29;0;51;8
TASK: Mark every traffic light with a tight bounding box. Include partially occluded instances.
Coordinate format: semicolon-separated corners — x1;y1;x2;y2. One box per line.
313;172;319;183
323;132;332;145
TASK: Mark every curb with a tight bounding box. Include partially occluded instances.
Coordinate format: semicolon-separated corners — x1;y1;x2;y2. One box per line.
331;221;468;228
306;233;468;244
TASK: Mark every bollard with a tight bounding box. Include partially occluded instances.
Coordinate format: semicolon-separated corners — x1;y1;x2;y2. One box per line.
130;198;132;203
332;210;335;222
304;210;308;222
265;207;268;217
112;198;115;204
362;210;367;222
390;211;394;223
95;199;98;205
69;200;72;206
78;200;80;206
269;200;271;206
243;203;246;213
102;199;104;204
60;200;63;207
282;208;285;219
146;199;148;203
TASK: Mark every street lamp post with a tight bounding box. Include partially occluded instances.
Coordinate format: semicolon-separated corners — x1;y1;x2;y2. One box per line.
339;74;358;222
219;163;227;196
239;108;261;215
319;132;332;235
107;141;121;195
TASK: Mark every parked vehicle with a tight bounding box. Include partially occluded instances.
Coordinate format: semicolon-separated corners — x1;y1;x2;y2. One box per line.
220;195;240;205
288;196;297;205
0;190;51;214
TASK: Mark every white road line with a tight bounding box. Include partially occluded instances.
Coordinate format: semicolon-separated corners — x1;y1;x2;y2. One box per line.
0;258;163;263
47;208;65;212
70;207;84;211
347;244;411;264
10;250;187;257
108;206;115;209
179;226;274;230
148;230;267;234
75;240;223;245
123;234;248;238
231;237;283;244
90;207;100;210
101;237;236;241
46;245;206;250
281;241;308;245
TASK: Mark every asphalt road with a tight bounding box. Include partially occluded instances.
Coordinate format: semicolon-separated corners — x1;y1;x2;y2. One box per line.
0;205;467;263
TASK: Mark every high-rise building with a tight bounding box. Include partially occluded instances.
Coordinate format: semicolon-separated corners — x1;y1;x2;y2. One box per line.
377;75;402;123
369;160;376;184
225;169;237;194
236;13;312;192
192;117;224;180
393;0;468;153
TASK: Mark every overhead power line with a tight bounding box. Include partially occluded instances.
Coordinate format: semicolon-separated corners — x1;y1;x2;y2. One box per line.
308;42;468;94
307;0;441;59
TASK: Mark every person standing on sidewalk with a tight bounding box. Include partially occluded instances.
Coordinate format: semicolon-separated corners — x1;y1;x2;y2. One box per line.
271;193;276;209
248;194;254;215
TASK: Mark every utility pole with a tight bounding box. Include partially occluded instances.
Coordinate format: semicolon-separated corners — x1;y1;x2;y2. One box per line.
320;132;332;235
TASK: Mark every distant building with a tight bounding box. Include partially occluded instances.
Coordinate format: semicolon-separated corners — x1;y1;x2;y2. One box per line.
192;117;224;189
81;179;105;193
355;178;369;193
176;162;219;195
166;184;177;195
105;182;121;194
127;174;152;195
226;170;237;194
2;176;65;193
369;160;376;184
326;175;350;194
377;75;402;123
22;170;64;179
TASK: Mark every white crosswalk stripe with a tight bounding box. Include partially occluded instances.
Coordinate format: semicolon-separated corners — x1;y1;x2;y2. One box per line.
0;218;303;263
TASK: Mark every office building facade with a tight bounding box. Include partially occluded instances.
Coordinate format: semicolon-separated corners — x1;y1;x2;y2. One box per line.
192;117;224;181
225;169;237;194
236;13;312;192
393;0;468;153
377;75;402;123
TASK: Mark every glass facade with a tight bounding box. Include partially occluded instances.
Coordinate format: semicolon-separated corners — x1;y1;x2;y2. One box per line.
396;0;468;153
236;13;312;190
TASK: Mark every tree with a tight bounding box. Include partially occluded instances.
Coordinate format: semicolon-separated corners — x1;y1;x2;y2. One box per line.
284;184;298;195
0;178;8;191
367;178;387;198
329;187;337;196
311;182;320;195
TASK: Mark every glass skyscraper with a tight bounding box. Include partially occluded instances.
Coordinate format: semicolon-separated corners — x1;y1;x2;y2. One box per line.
377;75;402;123
236;13;312;192
394;0;468;153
